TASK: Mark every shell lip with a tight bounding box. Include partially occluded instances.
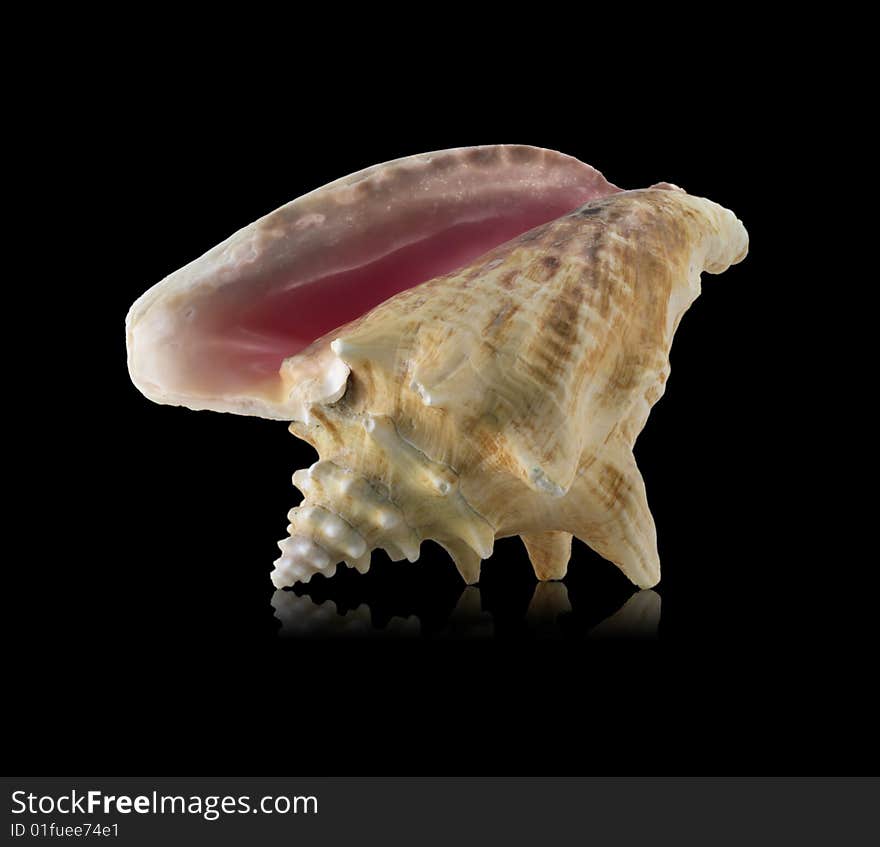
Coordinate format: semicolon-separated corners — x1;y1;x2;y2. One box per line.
125;144;621;419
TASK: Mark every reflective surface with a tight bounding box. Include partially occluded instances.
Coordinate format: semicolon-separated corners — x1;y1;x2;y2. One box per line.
19;91;864;777
272;581;660;639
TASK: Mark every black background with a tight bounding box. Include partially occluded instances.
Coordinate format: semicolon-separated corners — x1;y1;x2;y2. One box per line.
10;32;868;777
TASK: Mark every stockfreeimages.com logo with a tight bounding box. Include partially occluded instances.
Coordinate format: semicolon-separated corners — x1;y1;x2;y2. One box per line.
11;790;318;822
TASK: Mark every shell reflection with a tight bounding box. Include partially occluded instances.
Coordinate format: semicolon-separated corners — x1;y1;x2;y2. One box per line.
272;582;660;640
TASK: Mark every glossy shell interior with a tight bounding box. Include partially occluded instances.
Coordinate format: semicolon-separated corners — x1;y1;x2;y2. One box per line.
126;145;619;418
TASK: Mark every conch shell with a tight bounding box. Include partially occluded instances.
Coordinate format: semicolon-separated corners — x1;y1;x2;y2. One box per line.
126;145;748;590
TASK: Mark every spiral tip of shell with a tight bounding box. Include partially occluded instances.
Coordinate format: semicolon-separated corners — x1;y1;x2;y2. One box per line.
272;535;338;588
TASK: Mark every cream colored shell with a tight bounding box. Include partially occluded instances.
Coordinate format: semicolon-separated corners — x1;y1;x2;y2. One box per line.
271;186;748;589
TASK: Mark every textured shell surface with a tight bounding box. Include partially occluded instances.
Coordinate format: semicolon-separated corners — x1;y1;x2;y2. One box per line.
126;144;748;591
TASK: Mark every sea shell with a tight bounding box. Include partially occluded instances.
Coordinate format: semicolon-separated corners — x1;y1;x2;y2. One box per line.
126;145;748;590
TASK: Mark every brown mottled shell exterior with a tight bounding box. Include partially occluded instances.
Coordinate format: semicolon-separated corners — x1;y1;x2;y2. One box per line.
273;186;748;588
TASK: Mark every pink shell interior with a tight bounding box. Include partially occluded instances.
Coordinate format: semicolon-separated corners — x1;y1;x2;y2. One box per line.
235;200;596;376
129;146;620;409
